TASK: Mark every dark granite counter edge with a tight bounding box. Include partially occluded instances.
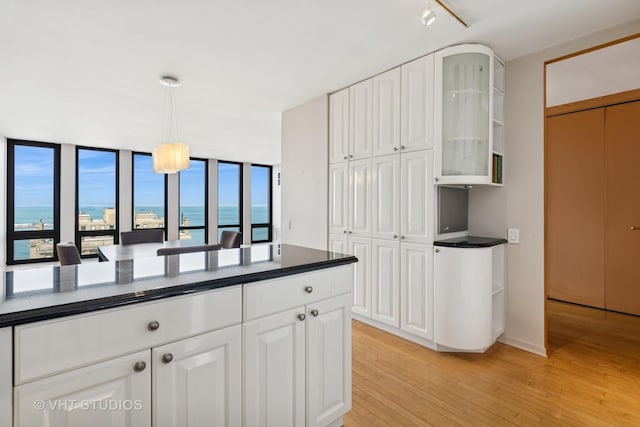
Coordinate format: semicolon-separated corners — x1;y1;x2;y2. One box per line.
0;256;358;328
434;239;507;248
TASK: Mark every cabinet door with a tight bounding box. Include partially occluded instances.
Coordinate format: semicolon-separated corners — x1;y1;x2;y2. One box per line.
0;328;11;427
14;351;151;427
371;240;401;328
307;293;352;427
329;162;349;235
373;68;401;156
349;79;373;159
244;307;306;427
153;325;242;427
348;158;372;237
328;234;349;256
349;237;371;318
400;243;434;340
329;89;350;163
400;150;434;244
372;154;400;240
401;54;434;152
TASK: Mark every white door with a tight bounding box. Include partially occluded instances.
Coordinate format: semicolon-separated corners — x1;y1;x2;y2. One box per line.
401;54;434;152
244;307;306;427
329;162;349;235
400;150;434;244
14;351;151;427
348;158;372;237
372;154;400;240
373;67;401;157
153;325;242;427
349;237;371;318
349;79;373;159
328;234;349;255
307;293;352;427
329;89;350;163
400;243;434;340
371;239;401;328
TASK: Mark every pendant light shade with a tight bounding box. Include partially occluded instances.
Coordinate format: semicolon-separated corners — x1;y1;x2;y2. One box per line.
153;142;190;174
153;75;190;174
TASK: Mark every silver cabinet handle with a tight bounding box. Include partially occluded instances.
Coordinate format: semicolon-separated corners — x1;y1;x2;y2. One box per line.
343;230;347;234
133;361;146;372
435;248;440;253
393;234;398;239
434;177;440;182
305;286;313;294
162;353;174;364
310;309;319;317
349;154;353;158
343;156;348;160
147;321;160;331
393;147;399;151
631;226;640;230
401;235;405;240
297;313;306;321
348;231;353;234
401;145;406;149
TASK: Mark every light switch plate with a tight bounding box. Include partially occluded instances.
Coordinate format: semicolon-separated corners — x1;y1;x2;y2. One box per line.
508;228;520;244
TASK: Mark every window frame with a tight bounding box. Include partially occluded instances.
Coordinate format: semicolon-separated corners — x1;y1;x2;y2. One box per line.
75;146;120;258
250;163;273;244
131;152;168;238
178;157;209;244
6;139;61;265
217;160;243;241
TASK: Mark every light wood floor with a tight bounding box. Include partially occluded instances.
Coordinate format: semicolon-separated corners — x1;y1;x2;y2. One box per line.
344;300;640;426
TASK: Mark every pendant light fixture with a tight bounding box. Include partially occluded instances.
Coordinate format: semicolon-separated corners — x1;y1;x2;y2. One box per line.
153;75;190;174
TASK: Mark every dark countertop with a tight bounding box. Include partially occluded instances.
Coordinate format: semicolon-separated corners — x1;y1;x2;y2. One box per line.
0;244;357;328
434;236;507;248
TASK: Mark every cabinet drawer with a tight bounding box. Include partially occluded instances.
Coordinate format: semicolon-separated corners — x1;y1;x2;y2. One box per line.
14;285;242;384
244;266;353;321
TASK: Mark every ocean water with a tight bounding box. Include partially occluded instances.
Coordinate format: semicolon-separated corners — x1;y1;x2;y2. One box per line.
13;205;271;259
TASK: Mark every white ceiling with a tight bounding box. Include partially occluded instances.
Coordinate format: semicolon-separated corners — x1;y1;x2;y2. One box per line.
1;0;639;165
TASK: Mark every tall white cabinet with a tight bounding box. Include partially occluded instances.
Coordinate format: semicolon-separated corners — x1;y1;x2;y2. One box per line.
329;54;436;346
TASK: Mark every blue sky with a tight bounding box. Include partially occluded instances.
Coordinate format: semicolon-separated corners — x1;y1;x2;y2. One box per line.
78;149;116;207
14;145;55;208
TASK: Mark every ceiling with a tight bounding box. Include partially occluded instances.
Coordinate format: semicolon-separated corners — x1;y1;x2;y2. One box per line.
1;0;639;165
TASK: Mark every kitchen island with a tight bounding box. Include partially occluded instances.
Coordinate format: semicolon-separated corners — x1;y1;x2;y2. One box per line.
0;244;357;427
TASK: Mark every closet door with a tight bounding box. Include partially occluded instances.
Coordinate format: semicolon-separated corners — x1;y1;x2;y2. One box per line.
605;100;640;315
546;109;605;308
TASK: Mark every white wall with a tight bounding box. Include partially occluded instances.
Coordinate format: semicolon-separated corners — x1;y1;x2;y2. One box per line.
60;144;76;243
281;95;329;250
499;19;640;356
119;150;133;233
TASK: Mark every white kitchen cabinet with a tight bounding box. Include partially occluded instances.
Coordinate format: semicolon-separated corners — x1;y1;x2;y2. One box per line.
1;328;12;427
349;79;373;160
400;150;434;244
328;234;349;256
348;158;372;237
329;162;349;235
372;154;401;240
434;44;504;185
401;54;434;152
400;243;434;341
329;89;350;163
434;244;505;351
14;351;151;427
349;237;372;318
307;293;352;427
244;307;306;427
372;67;402;157
153;325;242;427
371;240;401;328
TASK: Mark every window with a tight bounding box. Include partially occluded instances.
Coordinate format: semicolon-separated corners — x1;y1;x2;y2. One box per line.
132;153;167;235
250;164;272;243
217;161;242;241
76;147;119;257
179;158;208;244
6;140;60;264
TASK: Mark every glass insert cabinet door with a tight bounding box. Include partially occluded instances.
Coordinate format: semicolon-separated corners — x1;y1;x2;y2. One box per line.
434;44;500;186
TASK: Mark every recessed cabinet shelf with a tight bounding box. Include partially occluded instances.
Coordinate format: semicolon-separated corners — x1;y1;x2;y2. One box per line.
435;44;505;186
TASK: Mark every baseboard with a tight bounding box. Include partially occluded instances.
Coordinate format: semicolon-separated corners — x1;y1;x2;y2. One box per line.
502;335;548;357
352;314;438;351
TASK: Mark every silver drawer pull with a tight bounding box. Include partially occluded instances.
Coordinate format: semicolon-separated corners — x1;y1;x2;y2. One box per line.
305;286;313;294
310;309;319;317
133;361;146;372
162;353;174;364
297;313;306;321
147;321;160;331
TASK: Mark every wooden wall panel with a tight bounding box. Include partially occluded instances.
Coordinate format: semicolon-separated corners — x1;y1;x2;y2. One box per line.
546;109;605;307
604;100;640;315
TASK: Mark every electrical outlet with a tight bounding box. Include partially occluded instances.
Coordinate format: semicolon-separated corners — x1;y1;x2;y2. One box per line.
508;228;520;244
